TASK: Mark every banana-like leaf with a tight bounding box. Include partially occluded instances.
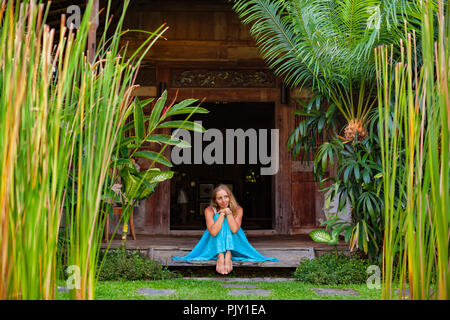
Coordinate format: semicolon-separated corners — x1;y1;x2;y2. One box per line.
163;106;209;117
157;120;205;132
146;134;191;148
120;167;174;201
161;98;198;118
134;98;145;143
122;116;151;132
115;136;135;149
134;150;172;167
148;90;167;131
135;181;157;200
139;97;155;108
136;169;174;200
120;167;142;200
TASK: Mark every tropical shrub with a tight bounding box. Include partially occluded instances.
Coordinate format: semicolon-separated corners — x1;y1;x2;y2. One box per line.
0;0;203;300
314;109;386;261
233;0;422;262
296;106;388;261
294;253;374;285
309;226;346;259
232;0;422;141
97;249;182;281
0;0;150;299
375;0;449;300
96;90;207;250
287;94;341;162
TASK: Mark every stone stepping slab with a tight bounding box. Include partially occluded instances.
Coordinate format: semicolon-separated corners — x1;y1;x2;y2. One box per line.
135;287;272;297
136;288;177;296
228;289;271;296
312;288;360;296
394;288;434;298
222;284;258;288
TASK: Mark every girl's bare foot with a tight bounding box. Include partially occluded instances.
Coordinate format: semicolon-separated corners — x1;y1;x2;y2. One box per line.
224;250;233;274
216;253;226;275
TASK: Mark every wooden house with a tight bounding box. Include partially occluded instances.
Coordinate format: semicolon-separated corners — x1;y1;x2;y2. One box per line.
47;0;346;266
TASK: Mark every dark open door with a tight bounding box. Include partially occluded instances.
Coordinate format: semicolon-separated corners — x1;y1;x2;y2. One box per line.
170;102;275;230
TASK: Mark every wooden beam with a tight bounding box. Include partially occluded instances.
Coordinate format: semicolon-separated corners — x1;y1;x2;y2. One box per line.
165;88;279;102
119;40;262;62
133;86;157;97
120;39;258;47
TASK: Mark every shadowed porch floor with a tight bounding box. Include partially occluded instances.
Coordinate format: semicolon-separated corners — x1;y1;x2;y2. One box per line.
100;234;349;268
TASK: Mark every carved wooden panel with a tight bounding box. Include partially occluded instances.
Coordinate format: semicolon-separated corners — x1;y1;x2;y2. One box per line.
171;69;276;88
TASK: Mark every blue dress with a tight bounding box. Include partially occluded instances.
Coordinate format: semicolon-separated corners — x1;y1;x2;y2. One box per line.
171;206;278;262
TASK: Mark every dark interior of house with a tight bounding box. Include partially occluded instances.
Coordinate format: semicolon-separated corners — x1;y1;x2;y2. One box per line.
170;102;275;230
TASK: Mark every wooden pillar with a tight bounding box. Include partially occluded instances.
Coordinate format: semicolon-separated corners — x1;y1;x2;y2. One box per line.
274;80;293;234
289;88;325;234
87;0;99;63
142;66;172;234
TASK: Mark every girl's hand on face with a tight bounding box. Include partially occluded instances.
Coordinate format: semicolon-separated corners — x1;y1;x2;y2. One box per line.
225;208;232;215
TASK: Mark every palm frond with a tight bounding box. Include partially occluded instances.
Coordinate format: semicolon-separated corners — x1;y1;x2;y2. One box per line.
232;0;422;93
232;0;324;91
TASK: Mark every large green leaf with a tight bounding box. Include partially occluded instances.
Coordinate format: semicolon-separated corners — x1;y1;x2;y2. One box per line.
138;168;174;184
231;0;421;119
310;230;332;243
135;181;157;200
136;169;174;200
116;136;136;148
161;98;198;118
139;97;155;108
119;167;174;201
146;134;191;148
134;98;145;143
122;116;151;133
157;120;205;132
163;106;209;118
134;150;172;167
120;167;143;200
232;0;319;90
148;90;167;132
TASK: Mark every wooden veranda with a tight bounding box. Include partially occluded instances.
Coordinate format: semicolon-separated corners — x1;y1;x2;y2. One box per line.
100;234;349;268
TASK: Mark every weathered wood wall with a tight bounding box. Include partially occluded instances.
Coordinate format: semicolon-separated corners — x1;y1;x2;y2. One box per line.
113;0;327;235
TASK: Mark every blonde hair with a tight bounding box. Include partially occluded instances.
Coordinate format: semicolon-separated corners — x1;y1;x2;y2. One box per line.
210;184;239;217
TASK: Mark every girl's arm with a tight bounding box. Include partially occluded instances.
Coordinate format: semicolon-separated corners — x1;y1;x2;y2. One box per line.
204;206;225;237
226;206;243;233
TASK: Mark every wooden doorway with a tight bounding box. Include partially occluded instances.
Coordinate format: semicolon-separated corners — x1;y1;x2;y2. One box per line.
170;102;275;230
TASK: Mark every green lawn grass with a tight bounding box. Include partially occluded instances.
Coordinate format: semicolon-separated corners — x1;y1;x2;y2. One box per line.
55;279;382;300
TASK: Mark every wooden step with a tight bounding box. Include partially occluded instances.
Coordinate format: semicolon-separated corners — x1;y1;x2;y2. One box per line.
148;247;348;268
100;234;349;268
